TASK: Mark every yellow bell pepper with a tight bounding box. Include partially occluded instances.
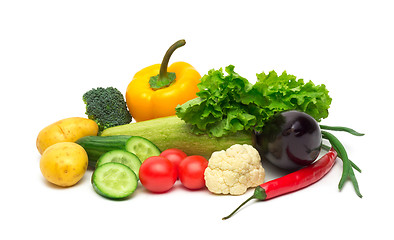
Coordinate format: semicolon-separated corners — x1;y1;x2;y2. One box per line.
126;40;201;122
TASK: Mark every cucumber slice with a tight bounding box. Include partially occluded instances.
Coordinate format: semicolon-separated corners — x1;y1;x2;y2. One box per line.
92;162;138;199
125;136;161;162
96;150;141;179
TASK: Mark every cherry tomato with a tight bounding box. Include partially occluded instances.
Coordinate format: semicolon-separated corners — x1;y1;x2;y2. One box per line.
178;155;208;190
139;156;177;193
160;148;187;177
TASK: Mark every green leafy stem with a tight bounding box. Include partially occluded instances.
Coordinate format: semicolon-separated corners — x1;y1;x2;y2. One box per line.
320;125;363;198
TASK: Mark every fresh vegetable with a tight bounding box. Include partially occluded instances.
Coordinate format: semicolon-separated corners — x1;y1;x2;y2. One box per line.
320;125;365;136
125;136;161;162
139;156;177;193
160;148;187;177
125;39;201;122
175;65;362;197
176;65;331;137
222;147;338;220
96;150;141;179
101;116;253;158
321;131;363;198
102;114;362;197
102;64;363;197
254;110;322;170
204;144;265;195
40;142;88;187
76;135;133;168
36;117;98;154
76;135;159;166
83;87;132;132
92;162;138;199
178;155;208;190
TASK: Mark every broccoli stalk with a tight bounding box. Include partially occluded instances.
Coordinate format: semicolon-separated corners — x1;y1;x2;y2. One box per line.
83;87;132;132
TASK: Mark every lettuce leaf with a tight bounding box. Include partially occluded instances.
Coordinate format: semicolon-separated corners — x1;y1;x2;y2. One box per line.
176;65;332;137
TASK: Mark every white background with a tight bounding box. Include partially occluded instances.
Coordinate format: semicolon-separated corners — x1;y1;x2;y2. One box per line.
1;0;392;239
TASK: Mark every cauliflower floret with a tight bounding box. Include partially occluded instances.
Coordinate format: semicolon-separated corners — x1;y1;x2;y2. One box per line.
204;144;265;195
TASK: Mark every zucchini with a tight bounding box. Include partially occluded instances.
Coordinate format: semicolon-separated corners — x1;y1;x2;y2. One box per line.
101;116;253;158
76;135;132;168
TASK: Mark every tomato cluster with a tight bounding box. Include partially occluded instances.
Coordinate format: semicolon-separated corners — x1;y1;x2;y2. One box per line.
139;148;208;193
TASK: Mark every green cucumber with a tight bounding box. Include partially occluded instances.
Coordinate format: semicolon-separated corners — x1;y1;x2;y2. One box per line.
125;136;161;162
76;135;132;168
96;150;141;178
92;162;138;199
101;116;253;158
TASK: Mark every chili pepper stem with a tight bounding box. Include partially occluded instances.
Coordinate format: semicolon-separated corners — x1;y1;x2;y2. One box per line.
222;186;267;220
222;195;255;220
159;39;186;80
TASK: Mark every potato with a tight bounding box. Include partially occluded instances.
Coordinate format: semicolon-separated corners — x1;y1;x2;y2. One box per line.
40;142;88;187
36;117;98;154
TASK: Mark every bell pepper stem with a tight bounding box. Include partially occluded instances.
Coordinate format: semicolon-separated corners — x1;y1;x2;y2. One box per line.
149;39;186;90
159;39;186;79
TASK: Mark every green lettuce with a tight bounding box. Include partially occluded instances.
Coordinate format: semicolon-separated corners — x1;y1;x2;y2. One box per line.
175;65;332;137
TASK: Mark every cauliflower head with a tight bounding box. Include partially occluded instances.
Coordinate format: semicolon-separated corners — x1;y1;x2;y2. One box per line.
204;144;265;195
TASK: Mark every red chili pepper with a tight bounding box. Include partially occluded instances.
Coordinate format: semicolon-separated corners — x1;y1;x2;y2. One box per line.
222;148;338;220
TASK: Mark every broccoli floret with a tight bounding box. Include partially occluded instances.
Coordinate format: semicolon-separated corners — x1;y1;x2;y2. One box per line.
83;87;132;132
